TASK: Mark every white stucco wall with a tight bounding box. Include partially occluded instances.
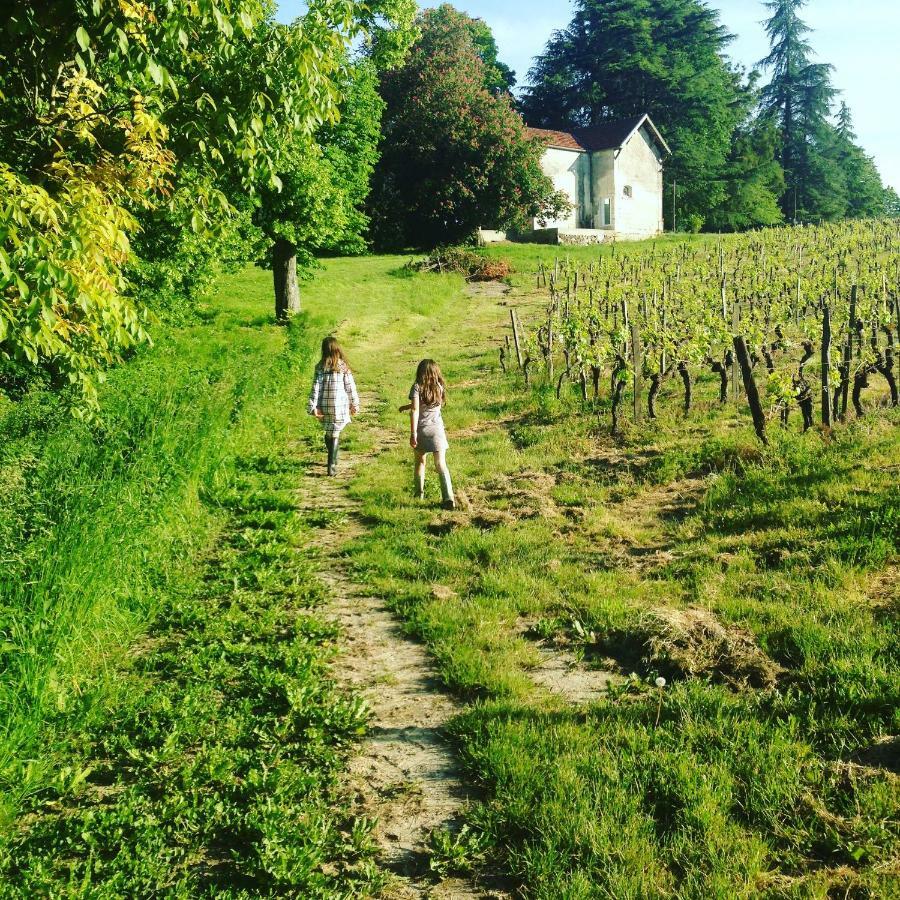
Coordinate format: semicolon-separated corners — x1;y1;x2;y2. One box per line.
589;150;616;231
534;147;591;229
612;126;665;238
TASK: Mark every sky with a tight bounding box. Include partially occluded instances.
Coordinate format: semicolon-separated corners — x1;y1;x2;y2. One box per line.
275;0;900;190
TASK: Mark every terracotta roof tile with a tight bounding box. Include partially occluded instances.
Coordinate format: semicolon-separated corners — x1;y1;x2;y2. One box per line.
526;115;671;156
526;127;588;152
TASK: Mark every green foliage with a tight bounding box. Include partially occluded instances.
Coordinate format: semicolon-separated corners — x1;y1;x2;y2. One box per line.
533;220;899;442
425;3;516;94
255;59;387;269
1;245;897;894
128;183;262;318
369;5;566;250
885;186;900;219
314;246;897;895
0;156;153;410
0;0;416;409
758;0;890;223
0;269;388;894
704;86;786;232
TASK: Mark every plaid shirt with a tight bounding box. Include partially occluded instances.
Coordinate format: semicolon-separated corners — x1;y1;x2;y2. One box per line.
307;362;360;436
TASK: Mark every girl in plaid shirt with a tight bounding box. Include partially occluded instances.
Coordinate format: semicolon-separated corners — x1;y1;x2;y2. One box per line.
307;337;360;476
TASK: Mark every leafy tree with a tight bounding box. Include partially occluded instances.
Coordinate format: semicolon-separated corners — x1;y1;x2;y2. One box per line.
369;5;565;250
255;60;387;318
425;4;516;93
0;0;415;406
521;0;744;230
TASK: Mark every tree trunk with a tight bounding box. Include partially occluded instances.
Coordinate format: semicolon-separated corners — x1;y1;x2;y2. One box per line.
273;238;301;321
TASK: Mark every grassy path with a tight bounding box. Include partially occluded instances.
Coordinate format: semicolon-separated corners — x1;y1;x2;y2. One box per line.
295;391;487;898
305;256;898;897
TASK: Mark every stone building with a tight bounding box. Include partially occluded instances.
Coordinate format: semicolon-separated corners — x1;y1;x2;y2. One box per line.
484;114;670;245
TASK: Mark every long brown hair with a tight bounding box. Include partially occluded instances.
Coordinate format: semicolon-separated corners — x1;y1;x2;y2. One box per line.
416;359;446;408
319;336;348;373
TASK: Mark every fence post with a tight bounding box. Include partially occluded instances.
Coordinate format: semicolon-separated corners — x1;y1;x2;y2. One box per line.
821;305;832;427
510;308;523;369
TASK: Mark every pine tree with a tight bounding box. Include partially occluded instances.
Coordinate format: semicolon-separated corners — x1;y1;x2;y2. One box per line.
758;0;844;221
885;187;900;218
831;102;887;219
835;101;855;142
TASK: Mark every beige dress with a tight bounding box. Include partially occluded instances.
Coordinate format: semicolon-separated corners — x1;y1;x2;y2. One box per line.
410;383;448;452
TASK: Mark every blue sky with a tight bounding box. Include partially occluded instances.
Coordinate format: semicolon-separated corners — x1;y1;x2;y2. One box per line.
276;0;899;190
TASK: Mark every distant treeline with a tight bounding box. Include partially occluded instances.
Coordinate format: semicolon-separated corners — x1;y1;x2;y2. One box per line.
369;0;898;249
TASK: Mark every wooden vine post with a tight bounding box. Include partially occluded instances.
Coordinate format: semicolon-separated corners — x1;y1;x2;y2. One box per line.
839;284;857;421
821;305;832;427
730;302;741;401
733;335;768;445
510;308;523;369
631;321;643;425
546;306;555;381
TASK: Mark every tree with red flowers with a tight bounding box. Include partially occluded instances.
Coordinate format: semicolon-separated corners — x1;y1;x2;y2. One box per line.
368;5;566;250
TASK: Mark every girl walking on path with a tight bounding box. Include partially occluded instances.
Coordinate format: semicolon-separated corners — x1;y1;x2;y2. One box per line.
407;359;455;510
307;337;359;476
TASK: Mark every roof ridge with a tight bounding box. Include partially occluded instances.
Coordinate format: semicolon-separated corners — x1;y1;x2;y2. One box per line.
526;114;670;155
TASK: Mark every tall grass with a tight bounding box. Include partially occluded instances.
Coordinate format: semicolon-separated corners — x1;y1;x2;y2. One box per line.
0;272;302;824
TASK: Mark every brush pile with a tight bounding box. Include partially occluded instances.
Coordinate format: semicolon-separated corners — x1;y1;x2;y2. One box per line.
408;247;511;281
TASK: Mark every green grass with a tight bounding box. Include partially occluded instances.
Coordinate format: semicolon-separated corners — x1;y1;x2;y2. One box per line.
318;250;897;896
1;247;897;896
0;269;391;894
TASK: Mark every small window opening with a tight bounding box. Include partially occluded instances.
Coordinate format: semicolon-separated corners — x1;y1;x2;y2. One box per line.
601;197;612;226
623;185;633;198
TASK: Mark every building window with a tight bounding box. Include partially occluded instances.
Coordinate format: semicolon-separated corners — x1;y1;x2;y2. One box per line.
623;185;633;198
602;197;612;226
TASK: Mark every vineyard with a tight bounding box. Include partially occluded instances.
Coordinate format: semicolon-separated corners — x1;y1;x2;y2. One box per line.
507;221;900;442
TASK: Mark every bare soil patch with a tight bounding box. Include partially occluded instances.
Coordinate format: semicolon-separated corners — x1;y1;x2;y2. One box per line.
527;645;622;703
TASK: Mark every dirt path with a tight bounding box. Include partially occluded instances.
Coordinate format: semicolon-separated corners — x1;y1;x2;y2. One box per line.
297;394;501;899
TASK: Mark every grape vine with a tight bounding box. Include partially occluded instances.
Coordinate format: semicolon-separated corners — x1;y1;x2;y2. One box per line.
513;220;900;442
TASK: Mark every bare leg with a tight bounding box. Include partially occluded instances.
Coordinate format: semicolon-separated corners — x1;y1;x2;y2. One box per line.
433;450;454;508
413;450;427;499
